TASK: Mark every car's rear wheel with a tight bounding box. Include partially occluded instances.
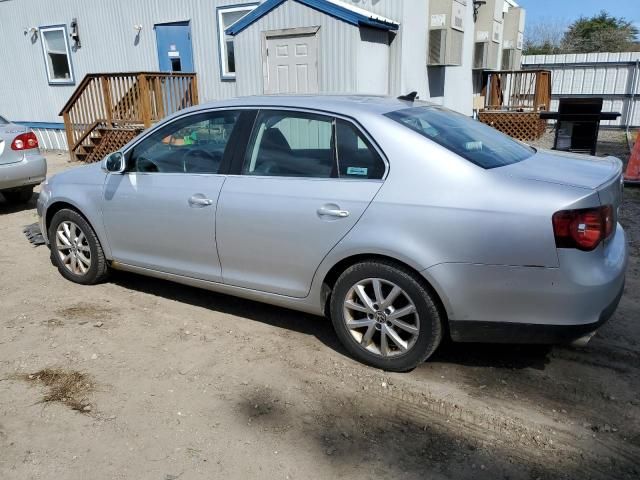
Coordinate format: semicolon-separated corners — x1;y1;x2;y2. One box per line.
2;186;33;204
330;260;443;372
49;209;109;285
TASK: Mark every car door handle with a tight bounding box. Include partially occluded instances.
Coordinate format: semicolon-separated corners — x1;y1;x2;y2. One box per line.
188;195;214;207
317;207;350;218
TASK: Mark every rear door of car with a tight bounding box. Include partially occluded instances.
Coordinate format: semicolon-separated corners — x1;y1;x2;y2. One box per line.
215;108;387;297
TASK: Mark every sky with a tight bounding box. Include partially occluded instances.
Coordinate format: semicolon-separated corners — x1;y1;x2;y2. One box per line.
517;0;640;35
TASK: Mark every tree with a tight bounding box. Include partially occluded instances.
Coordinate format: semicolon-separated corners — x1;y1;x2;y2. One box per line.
523;19;567;55
562;11;639;53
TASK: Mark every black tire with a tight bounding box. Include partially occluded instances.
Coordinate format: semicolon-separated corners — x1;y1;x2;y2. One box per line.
3;186;33;204
48;208;109;285
330;260;443;372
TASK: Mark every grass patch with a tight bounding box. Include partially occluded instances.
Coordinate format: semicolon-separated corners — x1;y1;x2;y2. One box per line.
17;368;95;413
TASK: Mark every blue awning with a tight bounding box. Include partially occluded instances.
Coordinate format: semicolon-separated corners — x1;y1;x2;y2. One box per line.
226;0;400;36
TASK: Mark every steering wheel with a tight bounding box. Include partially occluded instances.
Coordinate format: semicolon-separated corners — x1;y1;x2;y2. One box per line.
182;148;220;173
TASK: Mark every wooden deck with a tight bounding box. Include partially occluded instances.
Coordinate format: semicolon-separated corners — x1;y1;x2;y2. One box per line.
479;70;551;141
59;72;198;162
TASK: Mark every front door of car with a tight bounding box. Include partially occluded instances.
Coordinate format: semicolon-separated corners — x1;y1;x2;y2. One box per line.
101;110;241;282
216;109;387;297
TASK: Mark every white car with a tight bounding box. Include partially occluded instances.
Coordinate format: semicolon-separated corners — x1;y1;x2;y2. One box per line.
0;115;47;204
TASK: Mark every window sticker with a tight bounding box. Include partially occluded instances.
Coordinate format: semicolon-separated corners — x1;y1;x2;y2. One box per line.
347;167;368;176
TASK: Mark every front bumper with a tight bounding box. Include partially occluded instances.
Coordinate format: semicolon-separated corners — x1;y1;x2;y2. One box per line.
425;224;628;344
0;154;47;190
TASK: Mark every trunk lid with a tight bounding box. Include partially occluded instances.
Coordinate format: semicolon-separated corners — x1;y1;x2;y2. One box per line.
497;148;624;230
0;123;29;165
497;148;621;190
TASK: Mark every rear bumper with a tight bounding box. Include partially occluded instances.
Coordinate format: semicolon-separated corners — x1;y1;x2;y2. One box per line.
425;224;628;344
448;280;624;343
0;154;47;190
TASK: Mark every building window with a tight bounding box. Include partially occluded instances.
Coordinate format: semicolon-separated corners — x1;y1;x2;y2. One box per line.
40;25;74;85
217;3;257;80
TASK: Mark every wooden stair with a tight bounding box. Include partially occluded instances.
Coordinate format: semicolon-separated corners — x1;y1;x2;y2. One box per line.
74;126;143;163
60;72;198;162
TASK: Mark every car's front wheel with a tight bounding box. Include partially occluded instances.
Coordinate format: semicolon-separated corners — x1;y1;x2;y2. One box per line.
49;209;109;285
330;260;443;372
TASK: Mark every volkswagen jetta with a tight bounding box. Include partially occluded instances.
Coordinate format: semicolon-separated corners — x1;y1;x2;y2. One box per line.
37;96;627;371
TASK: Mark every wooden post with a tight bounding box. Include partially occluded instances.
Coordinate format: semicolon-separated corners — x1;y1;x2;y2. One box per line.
62;111;76;161
153;76;164;120
533;71;551;112
191;74;199;105
138;74;152;128
100;76;113;126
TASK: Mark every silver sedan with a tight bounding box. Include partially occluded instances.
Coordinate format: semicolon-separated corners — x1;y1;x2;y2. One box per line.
37;96;627;371
0;115;47;204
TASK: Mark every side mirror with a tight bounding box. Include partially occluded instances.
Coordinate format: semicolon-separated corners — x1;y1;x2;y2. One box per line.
101;152;125;174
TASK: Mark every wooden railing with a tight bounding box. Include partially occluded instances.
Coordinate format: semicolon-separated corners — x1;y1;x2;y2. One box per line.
59;72;198;161
478;70;552;141
482;70;551;112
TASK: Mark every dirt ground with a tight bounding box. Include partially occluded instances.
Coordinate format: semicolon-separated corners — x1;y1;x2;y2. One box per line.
1;136;639;479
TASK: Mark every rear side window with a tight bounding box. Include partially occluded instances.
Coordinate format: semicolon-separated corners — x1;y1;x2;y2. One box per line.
385;106;534;169
242;110;385;180
243;110;334;178
336;120;385;179
0;116;8;125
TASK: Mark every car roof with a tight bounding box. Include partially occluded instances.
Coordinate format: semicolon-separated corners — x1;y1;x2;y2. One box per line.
192;95;428;118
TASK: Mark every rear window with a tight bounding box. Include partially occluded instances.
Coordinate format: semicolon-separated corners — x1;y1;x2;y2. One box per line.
385;106;534;169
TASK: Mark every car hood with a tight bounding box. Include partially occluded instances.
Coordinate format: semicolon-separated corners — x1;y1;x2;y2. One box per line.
495;149;622;190
49;161;105;186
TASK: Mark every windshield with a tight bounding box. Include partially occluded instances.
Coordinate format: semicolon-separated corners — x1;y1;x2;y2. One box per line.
385;106;535;169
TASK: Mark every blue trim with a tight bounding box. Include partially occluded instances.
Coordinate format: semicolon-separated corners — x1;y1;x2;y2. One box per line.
38;24;76;86
216;2;260;81
15;122;65;130
226;0;399;36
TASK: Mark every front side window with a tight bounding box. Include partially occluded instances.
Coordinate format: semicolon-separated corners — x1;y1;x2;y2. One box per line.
128;111;240;174
243;110;334;178
40;25;74;85
385;106;535;169
217;4;257;79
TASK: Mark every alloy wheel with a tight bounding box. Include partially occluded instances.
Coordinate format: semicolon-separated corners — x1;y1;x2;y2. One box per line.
343;278;420;357
55;221;91;275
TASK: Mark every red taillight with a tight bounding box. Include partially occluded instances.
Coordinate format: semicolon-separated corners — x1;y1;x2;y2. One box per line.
11;132;39;151
552;205;614;251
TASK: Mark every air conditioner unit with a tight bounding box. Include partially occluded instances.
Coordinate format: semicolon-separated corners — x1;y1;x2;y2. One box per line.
502;48;514;70
503;6;525;69
474;42;488;70
473;0;503;70
427;0;466;66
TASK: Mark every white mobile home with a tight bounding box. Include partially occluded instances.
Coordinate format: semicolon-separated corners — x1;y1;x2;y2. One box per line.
0;0;524;150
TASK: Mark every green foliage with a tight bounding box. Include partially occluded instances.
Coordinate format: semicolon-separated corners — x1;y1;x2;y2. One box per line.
523;41;560;56
523;11;639;55
562;11;639;53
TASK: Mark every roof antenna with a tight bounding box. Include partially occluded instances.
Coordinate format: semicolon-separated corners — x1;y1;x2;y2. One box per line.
398;91;418;102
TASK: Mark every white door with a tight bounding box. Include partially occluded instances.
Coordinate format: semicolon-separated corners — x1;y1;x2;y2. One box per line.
265;34;318;94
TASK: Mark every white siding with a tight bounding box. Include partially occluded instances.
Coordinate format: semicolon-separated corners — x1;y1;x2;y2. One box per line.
0;0;486;127
523;52;640;127
0;0;246;123
233;1;360;96
357;28;390;95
